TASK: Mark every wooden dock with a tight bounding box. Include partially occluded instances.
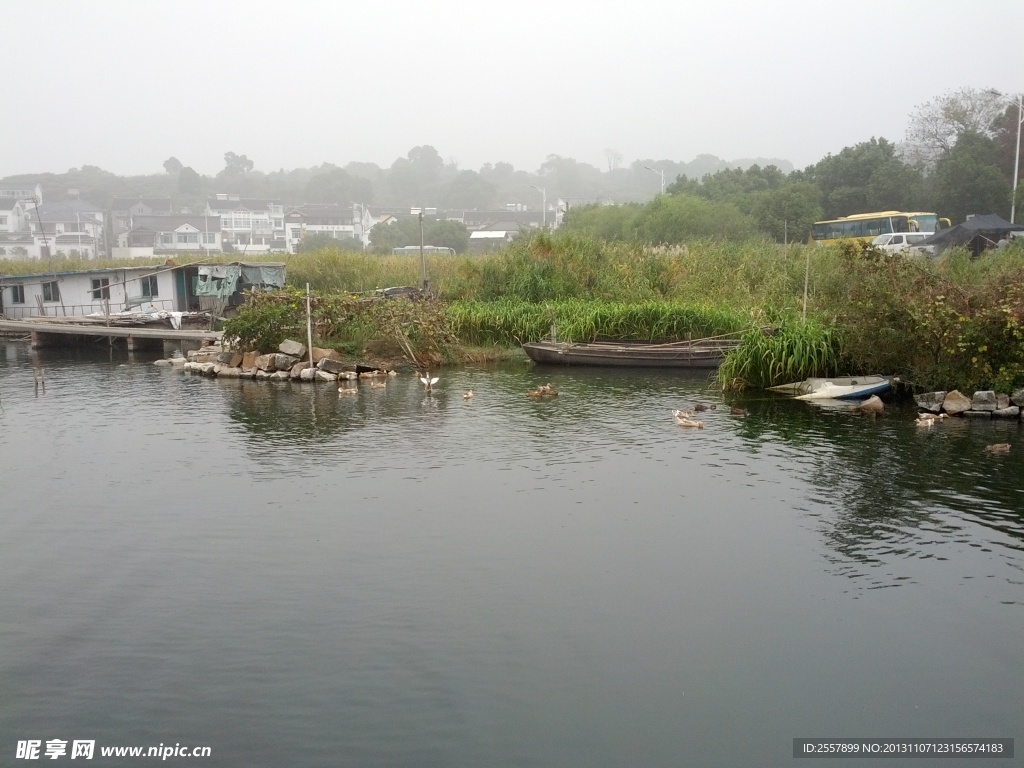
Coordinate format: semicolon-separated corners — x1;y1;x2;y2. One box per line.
0;318;222;350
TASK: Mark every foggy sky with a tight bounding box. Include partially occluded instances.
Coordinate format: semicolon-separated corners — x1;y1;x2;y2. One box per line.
2;0;1020;179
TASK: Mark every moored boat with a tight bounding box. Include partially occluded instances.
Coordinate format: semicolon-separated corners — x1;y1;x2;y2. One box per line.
522;336;741;369
768;375;897;400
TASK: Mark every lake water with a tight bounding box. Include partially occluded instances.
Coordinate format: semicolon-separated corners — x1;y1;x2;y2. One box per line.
1;341;1021;767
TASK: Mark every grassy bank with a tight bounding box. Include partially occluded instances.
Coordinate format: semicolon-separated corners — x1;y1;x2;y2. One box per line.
6;232;1024;391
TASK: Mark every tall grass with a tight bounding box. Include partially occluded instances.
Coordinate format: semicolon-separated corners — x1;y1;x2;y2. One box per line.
7;235;1024;391
716;322;841;390
448;299;751;346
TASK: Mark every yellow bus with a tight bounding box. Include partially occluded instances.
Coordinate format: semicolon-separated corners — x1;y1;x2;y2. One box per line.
811;211;950;244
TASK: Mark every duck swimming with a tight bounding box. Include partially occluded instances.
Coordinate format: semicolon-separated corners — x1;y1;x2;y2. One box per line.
673;409;704;428
527;383;558;398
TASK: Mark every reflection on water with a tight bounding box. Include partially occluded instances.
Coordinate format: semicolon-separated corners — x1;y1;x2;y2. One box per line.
1;341;1021;768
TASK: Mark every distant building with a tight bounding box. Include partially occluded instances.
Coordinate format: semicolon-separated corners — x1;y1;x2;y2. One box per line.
113;215;222;258
0;183;42;205
468;229;521;253
27;200;106;259
0;197;31;233
110;197;174;238
205;194;285;252
462;210;544;229
284;203;375;252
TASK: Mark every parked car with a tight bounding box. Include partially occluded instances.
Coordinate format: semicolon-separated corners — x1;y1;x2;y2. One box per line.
871;232;934;255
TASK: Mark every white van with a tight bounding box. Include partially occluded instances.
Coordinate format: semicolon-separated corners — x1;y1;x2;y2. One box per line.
871;232;934;255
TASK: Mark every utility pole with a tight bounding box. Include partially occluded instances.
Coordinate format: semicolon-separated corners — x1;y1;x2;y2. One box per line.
419;210;428;291
531;186;547;228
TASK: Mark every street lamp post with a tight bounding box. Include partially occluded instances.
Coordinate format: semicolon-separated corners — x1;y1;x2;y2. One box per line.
531;186;547;228
644;165;665;195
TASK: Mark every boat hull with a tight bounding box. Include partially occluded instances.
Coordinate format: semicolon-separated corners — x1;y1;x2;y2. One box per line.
770;376;896;401
522;340;731;369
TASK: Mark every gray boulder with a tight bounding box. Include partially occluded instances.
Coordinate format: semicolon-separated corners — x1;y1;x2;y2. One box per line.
971;391;997;411
255;354;276;372
993;405;1020;419
942;390;972;415
915;391;946;413
312;347;340;363
318;358;355;374
272;353;298;371
279;339;306;358
241;351;260;371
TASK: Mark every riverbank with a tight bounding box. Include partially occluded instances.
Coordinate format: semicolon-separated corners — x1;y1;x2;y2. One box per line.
168;338;528;381
6;232;1024;392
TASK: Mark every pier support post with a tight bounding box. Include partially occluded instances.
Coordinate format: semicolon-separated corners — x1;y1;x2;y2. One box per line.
126;335;162;352
30;331;58;349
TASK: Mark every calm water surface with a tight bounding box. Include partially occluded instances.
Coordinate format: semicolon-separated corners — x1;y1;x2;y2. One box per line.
1;342;1021;767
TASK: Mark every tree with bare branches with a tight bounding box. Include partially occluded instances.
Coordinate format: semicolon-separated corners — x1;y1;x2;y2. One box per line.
901;87;1007;169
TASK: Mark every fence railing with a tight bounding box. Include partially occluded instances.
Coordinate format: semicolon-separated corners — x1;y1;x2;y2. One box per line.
2;299;177;321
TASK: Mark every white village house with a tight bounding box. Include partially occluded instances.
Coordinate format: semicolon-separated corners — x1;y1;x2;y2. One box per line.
0;262;287;320
0;265;179;320
284;203;375;251
114;215;223;259
205;194;285;252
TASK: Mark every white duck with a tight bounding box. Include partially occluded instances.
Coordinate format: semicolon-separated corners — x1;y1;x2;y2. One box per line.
673;409;704;429
420;371;439;393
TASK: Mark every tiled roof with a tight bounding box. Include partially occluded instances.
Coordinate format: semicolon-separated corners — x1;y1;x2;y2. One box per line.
111;197;173;212
34;201;104;222
130;215;221;231
206;198;282;211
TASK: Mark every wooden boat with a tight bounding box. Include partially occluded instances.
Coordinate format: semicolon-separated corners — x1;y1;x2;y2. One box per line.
522;336;740;369
768;375;897;401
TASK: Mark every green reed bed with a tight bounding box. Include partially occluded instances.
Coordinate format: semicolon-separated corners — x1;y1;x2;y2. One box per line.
715;321;841;391
10;235;1024;392
447;298;752;347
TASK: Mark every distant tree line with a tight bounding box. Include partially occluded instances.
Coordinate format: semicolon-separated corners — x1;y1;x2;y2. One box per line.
564;88;1019;244
2;87;1018;247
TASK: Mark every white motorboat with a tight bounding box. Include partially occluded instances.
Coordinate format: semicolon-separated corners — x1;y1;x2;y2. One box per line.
769;375;897;401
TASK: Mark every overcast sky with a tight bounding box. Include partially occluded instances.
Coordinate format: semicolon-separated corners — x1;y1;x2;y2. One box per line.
2;0;1020;179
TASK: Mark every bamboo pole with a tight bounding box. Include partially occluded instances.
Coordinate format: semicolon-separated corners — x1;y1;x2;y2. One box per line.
306;283;314;368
